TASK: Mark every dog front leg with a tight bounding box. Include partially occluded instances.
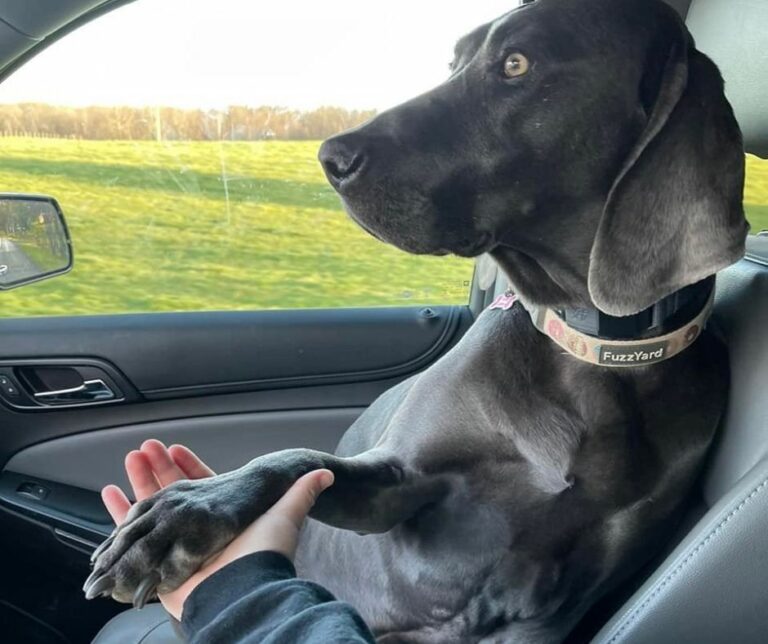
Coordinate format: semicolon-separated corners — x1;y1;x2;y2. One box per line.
85;447;442;605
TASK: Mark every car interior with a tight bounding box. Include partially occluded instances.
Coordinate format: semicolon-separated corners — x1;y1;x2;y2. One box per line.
0;0;766;642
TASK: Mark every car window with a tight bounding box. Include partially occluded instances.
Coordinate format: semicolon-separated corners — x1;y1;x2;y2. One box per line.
0;0;513;318
746;154;768;233
0;1;763;318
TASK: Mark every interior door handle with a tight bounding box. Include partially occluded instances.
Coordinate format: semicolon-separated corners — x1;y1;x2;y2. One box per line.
0;360;132;410
33;379;115;405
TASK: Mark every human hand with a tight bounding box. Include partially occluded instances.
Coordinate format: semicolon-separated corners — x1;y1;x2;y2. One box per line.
100;440;334;620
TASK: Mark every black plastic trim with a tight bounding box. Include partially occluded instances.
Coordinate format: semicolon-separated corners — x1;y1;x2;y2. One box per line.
0;306;471;398
0;13;34;39
143;306;464;398
0;0;137;82
0;472;112;546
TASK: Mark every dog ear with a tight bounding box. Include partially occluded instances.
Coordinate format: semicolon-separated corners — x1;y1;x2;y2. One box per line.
588;31;748;316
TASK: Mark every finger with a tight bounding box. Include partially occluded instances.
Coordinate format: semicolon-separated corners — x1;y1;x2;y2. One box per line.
267;470;335;529
140;439;187;487
125;450;161;500
101;484;132;524
168;444;216;479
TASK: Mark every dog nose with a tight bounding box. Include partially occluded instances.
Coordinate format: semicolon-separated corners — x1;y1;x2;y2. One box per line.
319;137;365;188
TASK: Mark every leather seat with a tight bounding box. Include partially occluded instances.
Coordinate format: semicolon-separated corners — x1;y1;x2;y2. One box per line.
590;254;768;643
590;1;768;639
92;603;180;644
93;0;768;641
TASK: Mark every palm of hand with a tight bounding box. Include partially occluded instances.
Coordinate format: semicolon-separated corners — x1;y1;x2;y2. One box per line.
99;440;332;620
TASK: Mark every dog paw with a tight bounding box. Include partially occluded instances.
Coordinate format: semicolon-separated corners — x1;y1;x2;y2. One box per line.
83;478;240;607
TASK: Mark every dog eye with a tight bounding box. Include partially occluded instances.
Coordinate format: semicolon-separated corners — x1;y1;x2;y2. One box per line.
503;52;530;78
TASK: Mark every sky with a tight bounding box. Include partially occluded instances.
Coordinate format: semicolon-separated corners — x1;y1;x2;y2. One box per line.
0;0;518;111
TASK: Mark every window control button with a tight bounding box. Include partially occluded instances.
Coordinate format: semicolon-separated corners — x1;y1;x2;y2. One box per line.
17;482;49;500
0;375;20;398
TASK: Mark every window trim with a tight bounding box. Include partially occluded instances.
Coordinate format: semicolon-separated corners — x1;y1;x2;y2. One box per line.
0;0;136;85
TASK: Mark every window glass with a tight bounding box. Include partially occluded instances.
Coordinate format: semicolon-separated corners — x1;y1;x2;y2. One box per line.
0;0;513;317
746;154;768;233
1;1;763;318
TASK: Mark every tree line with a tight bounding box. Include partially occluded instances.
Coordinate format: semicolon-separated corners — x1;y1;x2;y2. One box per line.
0;103;377;141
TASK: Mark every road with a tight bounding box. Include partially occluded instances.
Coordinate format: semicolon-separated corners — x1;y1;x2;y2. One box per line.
0;237;43;286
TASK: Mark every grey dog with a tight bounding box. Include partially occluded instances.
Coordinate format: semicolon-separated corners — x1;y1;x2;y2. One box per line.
85;0;749;641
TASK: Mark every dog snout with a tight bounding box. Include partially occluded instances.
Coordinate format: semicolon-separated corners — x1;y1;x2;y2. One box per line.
319;136;366;189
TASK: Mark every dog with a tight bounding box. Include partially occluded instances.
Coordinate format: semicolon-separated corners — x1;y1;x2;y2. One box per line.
84;0;748;640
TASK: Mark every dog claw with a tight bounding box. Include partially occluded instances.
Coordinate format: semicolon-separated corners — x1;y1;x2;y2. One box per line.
84;573;114;600
133;572;160;609
83;566;105;592
91;534;115;564
83;569;95;592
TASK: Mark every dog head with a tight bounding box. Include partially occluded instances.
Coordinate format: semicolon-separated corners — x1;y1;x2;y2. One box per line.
319;0;748;315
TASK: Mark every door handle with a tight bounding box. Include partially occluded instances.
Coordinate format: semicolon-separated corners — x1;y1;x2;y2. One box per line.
0;360;133;411
32;379;116;405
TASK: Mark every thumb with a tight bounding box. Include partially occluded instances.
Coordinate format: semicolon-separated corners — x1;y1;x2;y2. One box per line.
266;469;335;529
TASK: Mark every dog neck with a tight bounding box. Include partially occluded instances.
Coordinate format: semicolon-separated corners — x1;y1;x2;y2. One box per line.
490;240;595;310
490;278;716;368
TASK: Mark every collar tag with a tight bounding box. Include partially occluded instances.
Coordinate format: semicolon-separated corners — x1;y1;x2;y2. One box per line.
490;292;519;311
598;341;670;367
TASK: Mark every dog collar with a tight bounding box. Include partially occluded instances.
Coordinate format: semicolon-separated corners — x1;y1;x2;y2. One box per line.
489;284;715;368
554;279;714;340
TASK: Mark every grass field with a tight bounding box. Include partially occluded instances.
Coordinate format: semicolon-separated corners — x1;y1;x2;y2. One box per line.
0;138;475;317
0;138;766;318
745;154;768;231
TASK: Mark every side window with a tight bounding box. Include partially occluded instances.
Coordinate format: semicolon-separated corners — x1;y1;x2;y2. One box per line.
746;154;768;233
0;1;512;317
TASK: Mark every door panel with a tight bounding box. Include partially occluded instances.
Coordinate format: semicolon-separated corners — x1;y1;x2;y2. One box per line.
5;408;364;493
0;305;463;399
0;471;112;546
1;408;364;553
0;304;473;642
0;306;471;468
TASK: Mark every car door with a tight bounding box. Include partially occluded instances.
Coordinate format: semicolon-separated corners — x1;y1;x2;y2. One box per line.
0;308;475;643
0;0;518;641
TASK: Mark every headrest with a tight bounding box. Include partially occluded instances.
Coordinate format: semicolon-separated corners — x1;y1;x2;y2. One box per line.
662;0;691;17
685;0;768;157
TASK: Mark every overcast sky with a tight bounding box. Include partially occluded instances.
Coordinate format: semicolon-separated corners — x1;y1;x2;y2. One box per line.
0;0;517;111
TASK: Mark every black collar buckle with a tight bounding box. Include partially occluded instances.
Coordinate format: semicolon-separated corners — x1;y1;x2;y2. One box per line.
555;277;716;341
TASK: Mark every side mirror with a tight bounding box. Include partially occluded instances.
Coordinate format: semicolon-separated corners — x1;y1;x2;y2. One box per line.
0;194;73;290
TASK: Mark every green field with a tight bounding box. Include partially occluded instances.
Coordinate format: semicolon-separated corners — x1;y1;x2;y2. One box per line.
0;139;766;318
0;138;475;317
745;154;768;232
